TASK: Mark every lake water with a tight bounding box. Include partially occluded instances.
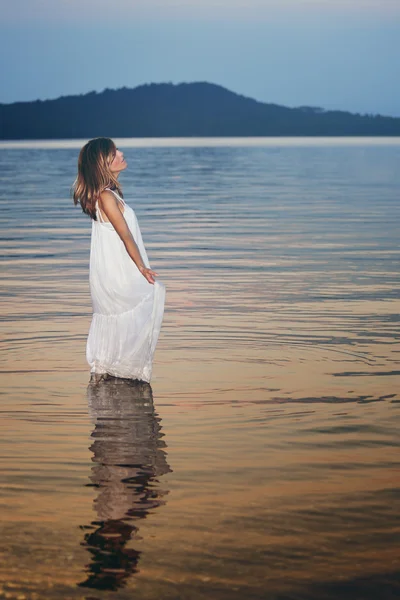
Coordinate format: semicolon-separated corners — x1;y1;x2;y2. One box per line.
0;138;399;599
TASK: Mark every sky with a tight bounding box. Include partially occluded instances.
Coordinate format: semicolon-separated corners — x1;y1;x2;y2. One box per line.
1;0;399;116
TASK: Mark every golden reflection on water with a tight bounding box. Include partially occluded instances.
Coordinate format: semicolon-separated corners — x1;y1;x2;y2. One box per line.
0;140;399;598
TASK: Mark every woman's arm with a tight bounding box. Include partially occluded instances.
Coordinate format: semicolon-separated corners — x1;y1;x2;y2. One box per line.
98;190;158;284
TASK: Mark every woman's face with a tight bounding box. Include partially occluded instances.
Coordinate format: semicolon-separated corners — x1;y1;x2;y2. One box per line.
109;148;127;174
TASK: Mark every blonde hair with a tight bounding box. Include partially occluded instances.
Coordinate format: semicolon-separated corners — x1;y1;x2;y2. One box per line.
72;137;123;220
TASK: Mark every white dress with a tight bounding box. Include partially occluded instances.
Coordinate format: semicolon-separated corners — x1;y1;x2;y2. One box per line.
86;188;165;383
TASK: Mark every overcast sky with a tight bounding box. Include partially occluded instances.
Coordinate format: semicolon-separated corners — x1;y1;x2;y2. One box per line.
1;0;399;116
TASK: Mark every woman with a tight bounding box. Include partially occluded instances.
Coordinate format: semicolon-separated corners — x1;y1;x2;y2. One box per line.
72;137;165;383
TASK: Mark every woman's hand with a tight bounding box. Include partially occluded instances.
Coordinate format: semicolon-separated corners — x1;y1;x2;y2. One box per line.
139;265;158;284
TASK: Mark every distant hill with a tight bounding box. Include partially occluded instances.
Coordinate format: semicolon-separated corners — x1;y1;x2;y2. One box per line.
1;82;399;139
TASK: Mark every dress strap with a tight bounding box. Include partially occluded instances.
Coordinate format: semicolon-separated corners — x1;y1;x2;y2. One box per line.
95;200;106;223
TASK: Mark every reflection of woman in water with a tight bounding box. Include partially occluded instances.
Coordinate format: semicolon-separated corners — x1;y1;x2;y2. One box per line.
78;377;171;591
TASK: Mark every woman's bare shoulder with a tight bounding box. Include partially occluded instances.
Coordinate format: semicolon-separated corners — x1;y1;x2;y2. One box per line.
98;189;124;214
99;189;118;203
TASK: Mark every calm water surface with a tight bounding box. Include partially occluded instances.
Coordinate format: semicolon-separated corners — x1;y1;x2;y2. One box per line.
0;138;399;599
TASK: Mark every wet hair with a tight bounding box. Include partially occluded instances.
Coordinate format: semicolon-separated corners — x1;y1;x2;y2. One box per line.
72;137;123;220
